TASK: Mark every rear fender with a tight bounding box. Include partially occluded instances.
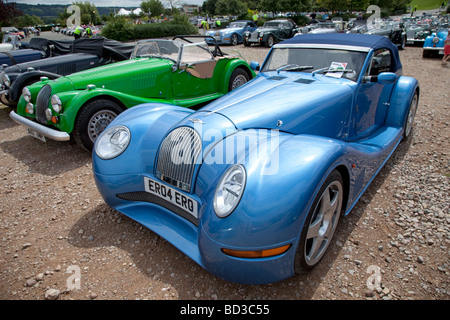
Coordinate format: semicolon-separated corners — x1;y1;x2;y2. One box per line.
219;60;255;92
386;76;419;129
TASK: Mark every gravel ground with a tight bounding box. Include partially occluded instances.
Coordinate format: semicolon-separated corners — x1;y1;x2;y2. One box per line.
0;32;449;301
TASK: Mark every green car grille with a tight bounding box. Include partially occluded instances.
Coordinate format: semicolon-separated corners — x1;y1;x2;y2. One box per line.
36;84;51;124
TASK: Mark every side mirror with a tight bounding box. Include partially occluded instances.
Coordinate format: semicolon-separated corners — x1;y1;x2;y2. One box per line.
250;61;260;71
377;72;397;84
364;72;397;84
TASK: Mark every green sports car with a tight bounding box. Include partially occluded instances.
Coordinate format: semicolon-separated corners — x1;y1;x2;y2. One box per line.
10;36;256;151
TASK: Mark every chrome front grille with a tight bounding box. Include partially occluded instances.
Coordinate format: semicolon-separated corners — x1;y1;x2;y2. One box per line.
36;84;51;124
156;127;202;192
250;31;259;41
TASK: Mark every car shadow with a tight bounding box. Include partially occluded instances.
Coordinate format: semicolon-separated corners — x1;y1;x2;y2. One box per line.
66;136;413;300
0;135;91;176
0;104;17;130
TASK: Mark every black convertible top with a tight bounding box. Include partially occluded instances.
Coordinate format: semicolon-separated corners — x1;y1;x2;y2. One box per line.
27;37;134;60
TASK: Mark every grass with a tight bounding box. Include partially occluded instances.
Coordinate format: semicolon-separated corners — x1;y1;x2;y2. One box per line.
408;0;444;10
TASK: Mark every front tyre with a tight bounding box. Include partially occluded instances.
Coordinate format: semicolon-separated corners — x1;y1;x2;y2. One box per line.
228;68;249;91
73;99;123;151
295;170;344;272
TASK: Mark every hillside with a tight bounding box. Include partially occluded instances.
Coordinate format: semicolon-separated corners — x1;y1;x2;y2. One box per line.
15;3;136;24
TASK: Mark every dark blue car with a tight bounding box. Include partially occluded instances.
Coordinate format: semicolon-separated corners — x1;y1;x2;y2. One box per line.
92;34;419;284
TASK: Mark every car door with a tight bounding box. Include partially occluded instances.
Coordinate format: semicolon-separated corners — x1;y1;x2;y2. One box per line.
172;42;218;100
350;48;396;139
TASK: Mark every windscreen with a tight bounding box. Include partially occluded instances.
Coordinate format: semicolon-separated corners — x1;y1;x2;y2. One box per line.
261;47;367;81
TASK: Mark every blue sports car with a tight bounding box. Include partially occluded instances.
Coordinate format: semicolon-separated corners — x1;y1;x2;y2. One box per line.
205;20;257;46
92;34;419;284
422;26;448;58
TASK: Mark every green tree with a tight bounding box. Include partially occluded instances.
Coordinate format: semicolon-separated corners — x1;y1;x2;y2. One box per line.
141;0;165;18
216;0;248;16
16;14;44;28
202;0;218;15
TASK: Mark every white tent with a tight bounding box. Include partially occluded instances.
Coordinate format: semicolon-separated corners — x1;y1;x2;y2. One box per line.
116;8;142;16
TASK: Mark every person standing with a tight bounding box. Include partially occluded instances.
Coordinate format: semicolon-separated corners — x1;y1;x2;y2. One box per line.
73;26;82;40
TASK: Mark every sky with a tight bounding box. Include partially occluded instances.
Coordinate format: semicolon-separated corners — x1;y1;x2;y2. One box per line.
10;0;205;7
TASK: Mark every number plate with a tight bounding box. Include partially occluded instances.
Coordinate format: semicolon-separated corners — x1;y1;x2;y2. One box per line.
26;128;46;142
144;177;198;218
439;50;444;55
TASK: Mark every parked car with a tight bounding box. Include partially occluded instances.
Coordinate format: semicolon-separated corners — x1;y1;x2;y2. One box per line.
305;22;340;34
243;19;297;47
405;22;432;45
0;37;134;106
10;36;256;151
0;35;74;67
205;20;257;45
1;27;24;39
90;34;419;284
366;20;407;49
422;26;448;57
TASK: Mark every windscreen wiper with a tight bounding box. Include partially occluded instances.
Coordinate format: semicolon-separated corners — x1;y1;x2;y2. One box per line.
312;67;354;76
277;64;314;73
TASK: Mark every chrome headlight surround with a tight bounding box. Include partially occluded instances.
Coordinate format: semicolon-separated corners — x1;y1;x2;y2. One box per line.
22;87;31;102
2;73;11;88
50;94;62;113
259;31;264;38
25;102;34;114
94;125;131;160
213;164;246;218
432;36;439;44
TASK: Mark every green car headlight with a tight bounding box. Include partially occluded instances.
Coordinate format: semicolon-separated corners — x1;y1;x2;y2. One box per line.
214;164;246;218
51;94;62;113
22;87;31;102
94;125;131;160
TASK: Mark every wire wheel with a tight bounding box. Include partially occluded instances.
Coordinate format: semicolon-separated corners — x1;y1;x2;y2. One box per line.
295;170;344;271
87;110;118;143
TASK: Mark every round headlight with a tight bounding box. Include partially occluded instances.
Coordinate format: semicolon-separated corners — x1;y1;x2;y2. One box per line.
259;32;264;37
94;125;131;160
3;74;11;88
22;87;31;102
51;94;62;113
432;36;439;43
213;164;246;218
25;102;34;114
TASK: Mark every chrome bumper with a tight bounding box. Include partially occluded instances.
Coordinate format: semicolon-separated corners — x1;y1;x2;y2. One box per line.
423;46;444;51
9;110;70;141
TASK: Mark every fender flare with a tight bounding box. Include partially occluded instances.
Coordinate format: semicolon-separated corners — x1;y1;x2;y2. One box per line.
198;130;351;248
220;60;255;93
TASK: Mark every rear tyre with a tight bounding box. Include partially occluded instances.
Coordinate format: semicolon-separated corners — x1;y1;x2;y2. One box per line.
231;34;238;46
265;35;274;48
228;68;249;92
295;170;344;272
73;99;123;151
403;90;419;140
